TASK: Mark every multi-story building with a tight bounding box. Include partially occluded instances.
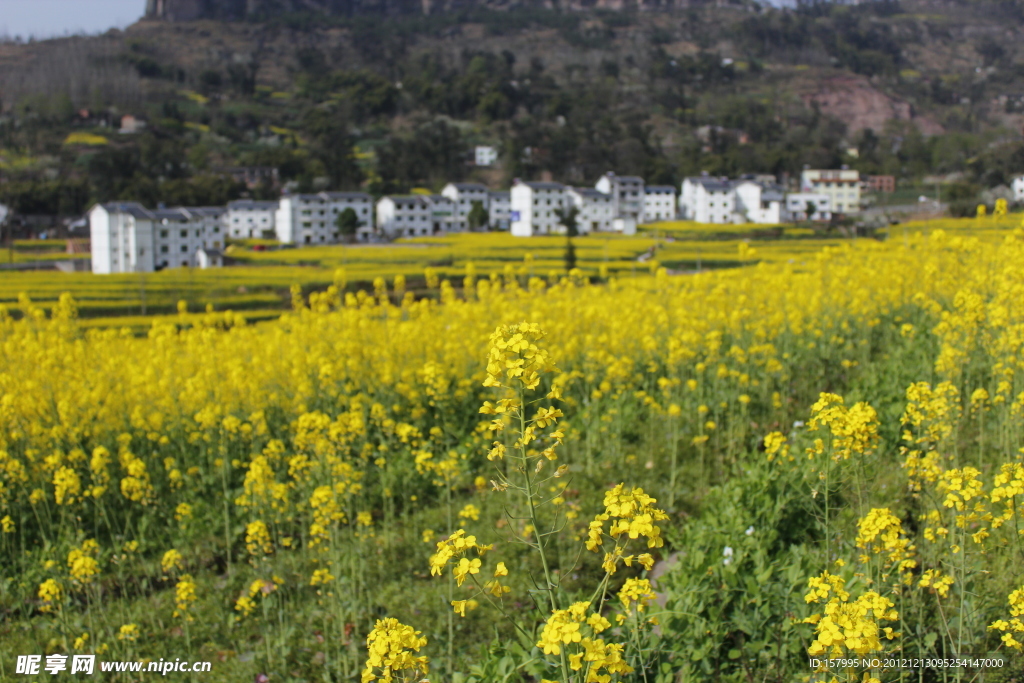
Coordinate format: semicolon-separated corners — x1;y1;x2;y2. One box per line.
786;193;832;221
376;195;435;238
441;182;490;231
488;191;511;231
510;180;567;236
680;176;736;224
475;146;498;167
733;181;787;224
226;200;278;239
595;172;644;220
1014;176;1024;203
642;186;677;222
800;169;861;214
275;192;373;244
427;195;456;233
866;175;895;194
89;202;224;274
567;187;614;233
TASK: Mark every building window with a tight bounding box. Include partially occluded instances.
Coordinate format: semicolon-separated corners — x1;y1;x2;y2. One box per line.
180;230;187;237
181;245;188;253
182;261;189;267
161;245;169;253
160;230;169;237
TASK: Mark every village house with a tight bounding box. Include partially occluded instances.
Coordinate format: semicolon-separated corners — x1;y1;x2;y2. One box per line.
474;146;498;167
786;193;832;221
510;180;567;236
89;203;224;274
441;182;490;231
427;195;456;233
275;192;373;245
801;168;861;214
567;187;614;233
488;190;511;231
642;186;677;222
866;175;896;194
680;176;735;224
595;172;644;221
733;180;787;224
376;195;436;238
226;200;278;239
1012;175;1024;203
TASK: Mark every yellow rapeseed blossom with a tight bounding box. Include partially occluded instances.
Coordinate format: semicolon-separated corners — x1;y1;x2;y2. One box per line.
806;393;880;461
361;617;429;683
245;520;273;556
855;508;915;579
311;568;335;586
989;586;1024;649
161;549;184;574
38;579;63;613
803;571;898;657
618;577;657;612
173;574;198;621
587;484;669;574
117;624;139;642
68;540;101;584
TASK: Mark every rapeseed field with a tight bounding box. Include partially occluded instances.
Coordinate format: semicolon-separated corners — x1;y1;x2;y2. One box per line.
3;226;1024;681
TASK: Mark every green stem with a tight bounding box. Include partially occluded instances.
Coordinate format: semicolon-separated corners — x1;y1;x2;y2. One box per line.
518;387;570;683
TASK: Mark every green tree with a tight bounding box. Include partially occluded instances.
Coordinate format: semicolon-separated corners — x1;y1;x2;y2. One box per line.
467;200;489;230
564;236;577;272
805;200;817;221
554;205;580;237
335;207;362;243
304;108;363;190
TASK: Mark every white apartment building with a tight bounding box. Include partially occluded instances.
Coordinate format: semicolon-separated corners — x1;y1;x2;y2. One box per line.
734;181;787;224
1012;176;1024;202
475;146;498;167
89;203;224;274
567;187;614;233
441;182;490;231
642;186;677;222
427;195;456;233
510;180;567;236
680;176;735;224
595;172;644;220
275;192;373;244
488;191;511;231
226;199;278;239
800;169;861;214
376;195;435;238
786;193;832;221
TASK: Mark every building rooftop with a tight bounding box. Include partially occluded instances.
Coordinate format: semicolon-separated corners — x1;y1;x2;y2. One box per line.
645;185;676;193
687;177;734;191
521;181;565;190
447;182;489;192
321;191;372;201
227;200;279;211
572;187;612;199
102;202;155;219
379;195;429;205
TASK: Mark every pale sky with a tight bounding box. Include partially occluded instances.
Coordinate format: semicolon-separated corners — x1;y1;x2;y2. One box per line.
0;0;144;40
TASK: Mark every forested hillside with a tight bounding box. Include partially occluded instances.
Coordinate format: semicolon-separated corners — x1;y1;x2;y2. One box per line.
3;0;1024;216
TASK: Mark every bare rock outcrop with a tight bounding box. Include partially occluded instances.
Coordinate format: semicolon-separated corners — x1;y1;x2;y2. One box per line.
802;75;944;136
